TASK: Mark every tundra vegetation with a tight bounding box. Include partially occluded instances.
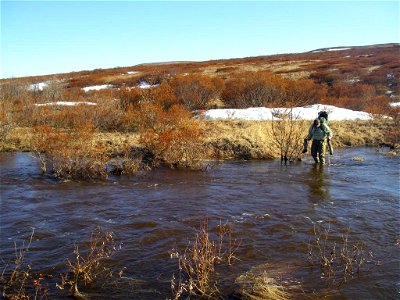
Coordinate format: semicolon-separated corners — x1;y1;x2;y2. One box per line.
1;46;399;179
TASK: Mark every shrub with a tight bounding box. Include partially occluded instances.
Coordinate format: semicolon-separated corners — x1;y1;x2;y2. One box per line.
41;79;67;102
150;82;178;109
119;87;145;111
30;121;109;180
171;219;240;299
0;101;14;150
136;103;206;168
91;100;124;132
222;71;328;109
284;78;327;107
1;229;49;300
307;223;376;287
169;74;224;110
222;71;285;108
57;230;118;298
109;143;144;175
270;108;309;164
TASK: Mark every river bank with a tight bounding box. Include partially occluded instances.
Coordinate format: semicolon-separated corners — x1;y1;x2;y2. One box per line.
2;119;397;159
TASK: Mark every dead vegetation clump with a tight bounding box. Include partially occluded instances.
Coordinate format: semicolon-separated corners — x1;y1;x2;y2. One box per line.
235;271;291;300
109;143;145;175
170;219;240;299
270;108;309;164
57;230;119;299
134;103;209;169
1;229;49;300
30;122;109;180
307;223;376;287
0;102;14;151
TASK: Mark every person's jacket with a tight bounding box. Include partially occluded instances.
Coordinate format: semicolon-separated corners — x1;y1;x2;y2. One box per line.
307;117;332;141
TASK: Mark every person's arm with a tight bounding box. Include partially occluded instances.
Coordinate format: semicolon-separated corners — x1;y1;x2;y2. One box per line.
323;124;333;139
306;124;314;140
324;124;334;155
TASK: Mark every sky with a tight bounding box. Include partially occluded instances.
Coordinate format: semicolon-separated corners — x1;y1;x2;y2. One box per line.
1;1;399;79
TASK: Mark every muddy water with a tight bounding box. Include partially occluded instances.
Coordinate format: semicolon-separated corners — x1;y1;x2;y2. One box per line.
0;148;399;299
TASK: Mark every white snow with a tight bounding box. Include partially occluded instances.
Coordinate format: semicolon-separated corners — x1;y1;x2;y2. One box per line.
326;47;352;51
202;104;374;121
347;78;361;84
390;102;400;107
312;47;352;53
28;82;49;91
35;101;97;107
82;85;114;92
138;81;159;89
127;71;138;75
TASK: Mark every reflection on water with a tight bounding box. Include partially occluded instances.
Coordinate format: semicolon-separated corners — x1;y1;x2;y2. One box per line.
0;148;399;299
307;164;330;200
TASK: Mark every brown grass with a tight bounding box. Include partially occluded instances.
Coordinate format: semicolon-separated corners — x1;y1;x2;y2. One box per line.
236;271;291;300
3;119;397;163
170;219;240;299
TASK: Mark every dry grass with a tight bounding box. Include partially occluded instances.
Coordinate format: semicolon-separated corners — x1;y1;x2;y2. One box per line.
351;157;366;162
170;219;240;299
204;118;395;160
236;271;291;300
171;220;219;298
2;119;395;166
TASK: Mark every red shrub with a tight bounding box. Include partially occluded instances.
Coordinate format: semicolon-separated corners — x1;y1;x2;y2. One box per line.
169;74;224;110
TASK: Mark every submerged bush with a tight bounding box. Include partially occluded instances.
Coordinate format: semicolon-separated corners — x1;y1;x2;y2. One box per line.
307;223;376;287
1;229;49;300
134;103;208;168
58;230;118;298
31;121;109;180
171;219;240;299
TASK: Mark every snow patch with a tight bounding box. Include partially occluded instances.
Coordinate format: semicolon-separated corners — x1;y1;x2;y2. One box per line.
389;102;400;107
35;101;97;107
326;47;352;51
28;82;49;91
312;47;352;53
138;81;159;89
82;85;114;92
202;104;374;121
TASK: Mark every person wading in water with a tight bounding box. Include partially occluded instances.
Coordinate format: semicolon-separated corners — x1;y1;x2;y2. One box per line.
302;111;333;165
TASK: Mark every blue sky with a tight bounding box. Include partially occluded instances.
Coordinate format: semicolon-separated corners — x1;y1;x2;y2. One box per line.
1;1;399;79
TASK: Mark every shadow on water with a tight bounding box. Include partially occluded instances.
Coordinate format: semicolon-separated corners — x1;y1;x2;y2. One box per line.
0;148;399;299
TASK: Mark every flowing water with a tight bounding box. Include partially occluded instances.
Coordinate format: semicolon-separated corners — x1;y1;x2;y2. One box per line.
0;148;399;299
